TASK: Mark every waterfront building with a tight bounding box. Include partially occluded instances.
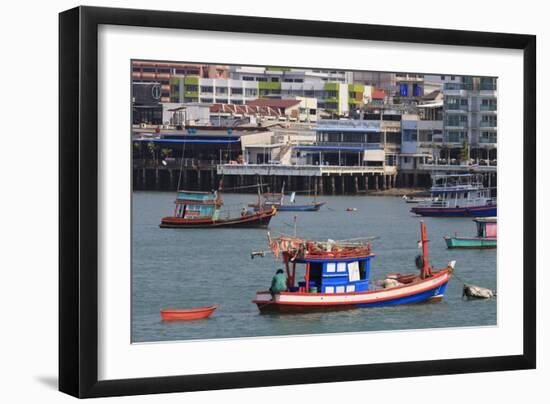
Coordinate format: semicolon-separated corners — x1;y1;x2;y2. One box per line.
425;75;498;162
132;82;163;125
132;61;229;102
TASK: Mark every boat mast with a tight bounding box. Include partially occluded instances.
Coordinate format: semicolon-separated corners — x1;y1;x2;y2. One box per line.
420;221;432;279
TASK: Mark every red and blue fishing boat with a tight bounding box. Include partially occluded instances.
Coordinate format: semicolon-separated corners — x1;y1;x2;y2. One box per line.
253;222;455;313
411;174;496;217
160;187;276;229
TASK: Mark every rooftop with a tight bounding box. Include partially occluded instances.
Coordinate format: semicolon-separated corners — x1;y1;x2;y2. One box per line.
246;99;302;109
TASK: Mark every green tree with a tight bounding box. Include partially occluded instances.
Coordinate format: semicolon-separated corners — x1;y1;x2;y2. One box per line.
147;141;159;165
460;139;470;164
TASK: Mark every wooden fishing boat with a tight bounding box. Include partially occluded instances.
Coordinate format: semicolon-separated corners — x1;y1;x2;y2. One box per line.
250;185;326;212
444;217;497;249
160;305;218;321
411;174;496;217
402;195;430;204
253;222;455;314
160;188;276;229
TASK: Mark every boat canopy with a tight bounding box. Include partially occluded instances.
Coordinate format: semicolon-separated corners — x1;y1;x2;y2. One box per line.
174;190;221;219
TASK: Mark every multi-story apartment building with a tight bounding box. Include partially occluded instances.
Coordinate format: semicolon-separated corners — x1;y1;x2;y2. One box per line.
169;73;364;116
169;77;260;105
429;75;498;161
132;61;229;102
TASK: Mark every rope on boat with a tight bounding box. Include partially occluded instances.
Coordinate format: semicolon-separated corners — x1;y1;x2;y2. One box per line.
222;183;269;191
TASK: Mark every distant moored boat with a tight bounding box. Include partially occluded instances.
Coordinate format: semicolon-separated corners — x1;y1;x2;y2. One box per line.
160;184;276;229
411;174;496;217
444;217;497;249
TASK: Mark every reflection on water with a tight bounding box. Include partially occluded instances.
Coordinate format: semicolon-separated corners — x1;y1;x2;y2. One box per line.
132;192;496;343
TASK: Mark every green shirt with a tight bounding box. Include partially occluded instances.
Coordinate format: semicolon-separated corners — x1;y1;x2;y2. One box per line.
270;272;287;294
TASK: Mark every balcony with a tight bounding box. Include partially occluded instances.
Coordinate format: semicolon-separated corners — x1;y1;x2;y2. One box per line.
479;121;497;128
479;89;497;98
479;136;497;145
445;105;468;113
479;104;497;112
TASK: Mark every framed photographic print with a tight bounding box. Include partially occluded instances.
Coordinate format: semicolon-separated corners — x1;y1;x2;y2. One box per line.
59;6;536;398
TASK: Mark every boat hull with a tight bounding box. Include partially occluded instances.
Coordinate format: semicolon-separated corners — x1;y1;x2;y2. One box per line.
160;210;275;229
276;202;326;212
254;270;451;314
411;205;496;217
160;305;218;321
444;236;496;249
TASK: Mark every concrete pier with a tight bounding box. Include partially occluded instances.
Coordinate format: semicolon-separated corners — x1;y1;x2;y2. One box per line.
132;160;496;196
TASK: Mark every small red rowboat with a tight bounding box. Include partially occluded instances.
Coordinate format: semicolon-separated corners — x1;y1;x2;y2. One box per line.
160;305;218;321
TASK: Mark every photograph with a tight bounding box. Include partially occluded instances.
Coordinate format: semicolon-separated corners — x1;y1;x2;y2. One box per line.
131;61;498;343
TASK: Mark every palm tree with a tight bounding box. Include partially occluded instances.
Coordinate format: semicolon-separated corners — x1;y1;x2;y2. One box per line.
460;139;470;164
147;141;159;166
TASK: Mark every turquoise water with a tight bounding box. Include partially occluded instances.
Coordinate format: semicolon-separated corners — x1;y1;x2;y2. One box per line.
132;192;497;342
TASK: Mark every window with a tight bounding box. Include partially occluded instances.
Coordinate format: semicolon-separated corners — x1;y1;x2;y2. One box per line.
245;88;257;97
200;86;213;93
446;115;467;126
231;87;243;95
271;77;279;82
242;76;254;81
216;87;228;94
403;129;417;142
446;131;466;143
256;77;267;82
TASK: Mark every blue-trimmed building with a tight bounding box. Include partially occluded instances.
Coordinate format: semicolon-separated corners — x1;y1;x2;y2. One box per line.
301;119;399;167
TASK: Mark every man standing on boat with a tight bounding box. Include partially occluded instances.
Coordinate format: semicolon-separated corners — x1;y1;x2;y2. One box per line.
270;269;287;296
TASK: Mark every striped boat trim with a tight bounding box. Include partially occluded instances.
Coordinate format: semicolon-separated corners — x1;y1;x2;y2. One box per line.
254;271;450;306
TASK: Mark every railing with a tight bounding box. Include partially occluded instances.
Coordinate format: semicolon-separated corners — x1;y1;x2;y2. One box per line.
133;158;230;169
417;163;497;173
218;163;396;176
311;142;382;148
445;105;468;111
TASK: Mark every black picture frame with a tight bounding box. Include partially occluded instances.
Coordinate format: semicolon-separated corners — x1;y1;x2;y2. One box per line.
59;5;536;398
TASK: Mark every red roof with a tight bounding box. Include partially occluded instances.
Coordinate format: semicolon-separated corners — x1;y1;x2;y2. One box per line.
246;99;301;109
372;89;386;99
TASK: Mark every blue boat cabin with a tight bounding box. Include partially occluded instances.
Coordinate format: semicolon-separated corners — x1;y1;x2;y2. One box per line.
173;190;220;219
291;256;374;294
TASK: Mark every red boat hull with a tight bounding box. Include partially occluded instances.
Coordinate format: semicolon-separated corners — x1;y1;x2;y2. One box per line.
160;305;218;321
160;210;275;228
